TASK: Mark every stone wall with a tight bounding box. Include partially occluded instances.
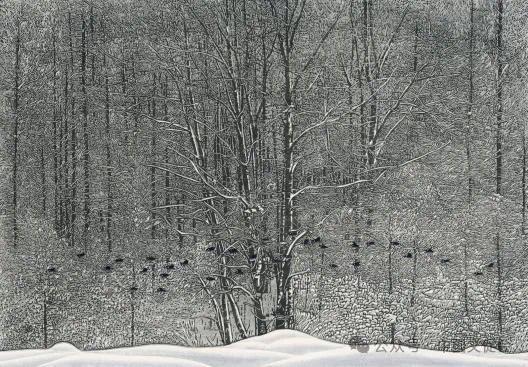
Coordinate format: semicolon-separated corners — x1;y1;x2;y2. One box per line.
292;274;528;352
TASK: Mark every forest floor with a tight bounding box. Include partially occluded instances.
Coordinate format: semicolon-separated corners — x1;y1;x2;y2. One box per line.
0;329;527;366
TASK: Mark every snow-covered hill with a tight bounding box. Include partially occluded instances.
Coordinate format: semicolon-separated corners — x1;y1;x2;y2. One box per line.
1;330;527;367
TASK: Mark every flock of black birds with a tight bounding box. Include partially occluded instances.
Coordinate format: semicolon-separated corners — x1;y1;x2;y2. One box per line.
44;253;189;294
43;236;496;295
299;236;497;276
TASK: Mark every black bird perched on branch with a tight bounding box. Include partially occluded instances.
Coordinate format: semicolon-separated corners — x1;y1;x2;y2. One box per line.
115;257;124;263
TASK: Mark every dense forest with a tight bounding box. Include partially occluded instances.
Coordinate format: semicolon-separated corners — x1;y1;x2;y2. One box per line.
1;0;528;352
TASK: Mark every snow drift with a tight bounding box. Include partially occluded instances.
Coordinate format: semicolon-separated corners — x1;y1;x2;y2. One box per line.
1;330;527;367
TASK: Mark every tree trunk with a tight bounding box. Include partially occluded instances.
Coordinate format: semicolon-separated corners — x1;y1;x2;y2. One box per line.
363;0;377;230
68;12;77;248
227;293;248;339
150;73;158;240
104;54;112;253
43;287;48;348
52;29;59;232
522;125;526;235
275;93;294;329
163;76;171;241
130;263;136;346
466;0;475;204
40;146;47;215
63;62;70;240
495;0;504;351
464;0;474;316
411;243;418;341
253;294;267;336
388;238;394;343
12;21;20;247
81;12;90;253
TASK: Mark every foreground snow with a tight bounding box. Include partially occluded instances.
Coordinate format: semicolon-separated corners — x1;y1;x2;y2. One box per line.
1;330;527;367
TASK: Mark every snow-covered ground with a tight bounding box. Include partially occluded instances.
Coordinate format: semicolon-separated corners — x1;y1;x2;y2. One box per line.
1;330;527;367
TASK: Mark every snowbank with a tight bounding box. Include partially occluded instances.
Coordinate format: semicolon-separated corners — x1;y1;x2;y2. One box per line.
0;330;527;367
